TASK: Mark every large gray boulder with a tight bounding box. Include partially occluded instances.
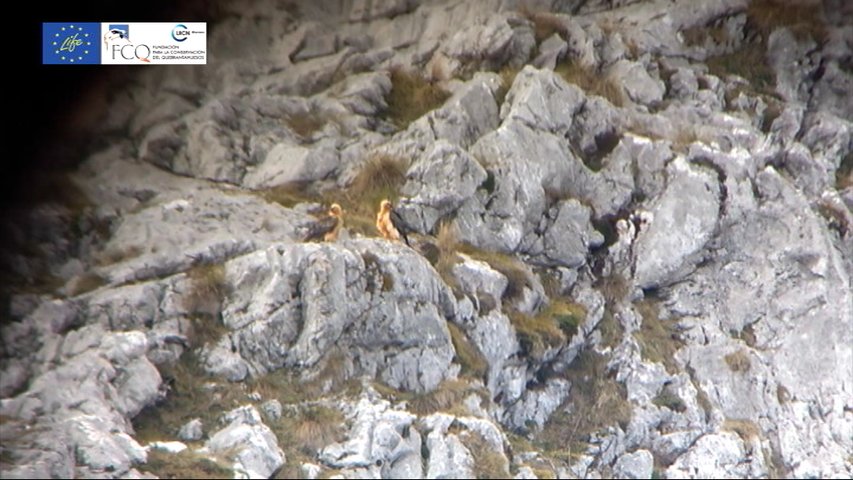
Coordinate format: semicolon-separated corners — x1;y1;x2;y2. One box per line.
633;156;721;289
203;239;459;392
204;405;285;479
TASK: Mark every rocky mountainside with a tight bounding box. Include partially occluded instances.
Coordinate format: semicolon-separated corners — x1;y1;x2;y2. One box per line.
2;0;851;478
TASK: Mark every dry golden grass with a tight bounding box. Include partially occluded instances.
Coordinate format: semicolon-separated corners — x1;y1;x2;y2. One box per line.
518;6;567;43
457;245;531;302
142;449;234;479
724;349;752;372
133;353;249;445
284;108;327;140
407;379;476;416
706;42;776;95
66;272;107;297
747;0;827;42
723;418;761;441
837;151;853;190
652;389;687;413
448;322;489;380
495;66;521;107
510;308;566;359
340;153;409;237
259;181;319;209
554;61;624;107
459;431;510;479
292;406;345;453
95;245;143;266
385;66;451;128
534;349;632;456
634;299;684;375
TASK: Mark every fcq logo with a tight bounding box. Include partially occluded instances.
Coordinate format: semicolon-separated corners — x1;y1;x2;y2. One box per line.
172;24;190;42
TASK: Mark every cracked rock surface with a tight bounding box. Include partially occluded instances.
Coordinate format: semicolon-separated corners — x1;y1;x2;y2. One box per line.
2;0;851;478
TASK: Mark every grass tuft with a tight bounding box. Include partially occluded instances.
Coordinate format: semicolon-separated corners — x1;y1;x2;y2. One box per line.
284;108;327;140
555;61;624;107
457;245;531;302
723;418;761;441
448;322;489;380
724;349;752;372
634;300;684;374
66;272;107;297
406;379;479;416
142;449;234;479
519;7;568;43
534;349;632;456
385;66;451;129
183;264;229;346
459;431;509;479
652;389;687;413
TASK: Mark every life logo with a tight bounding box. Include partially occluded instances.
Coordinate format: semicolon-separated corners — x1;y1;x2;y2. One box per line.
42;23;100;64
105;24;150;63
172;24;191;42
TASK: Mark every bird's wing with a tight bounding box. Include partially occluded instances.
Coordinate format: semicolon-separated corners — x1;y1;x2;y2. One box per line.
389;210;412;245
304;216;338;241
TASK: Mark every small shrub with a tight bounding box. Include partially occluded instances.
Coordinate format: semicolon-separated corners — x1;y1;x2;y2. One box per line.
284;108;327;140
747;0;827;42
95;245;143;266
634;300;684;374
837;150;853;190
133;352;250;446
457;245;531;302
534;349;632;455
519;7;567;43
345;153;408;235
459;431;510;479
142;449;233;479
542;299;586;339
184;264;228;315
706;42;776;95
723;418;761;441
495;66;521;107
259;181;319;209
508;310;558;354
407;379;476;416
433;221;464;294
448;322;489;380
776;384;791;404
652;389;687;413
724;349;752;372
555;60;624;107
385;66;450;128
292;406;345;454
66;271;107;297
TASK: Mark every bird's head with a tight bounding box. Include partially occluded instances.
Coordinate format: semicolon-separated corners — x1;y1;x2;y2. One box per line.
380;199;393;212
329;204;343;217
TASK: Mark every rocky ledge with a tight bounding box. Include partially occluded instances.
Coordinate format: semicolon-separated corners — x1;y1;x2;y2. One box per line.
2;0;851;478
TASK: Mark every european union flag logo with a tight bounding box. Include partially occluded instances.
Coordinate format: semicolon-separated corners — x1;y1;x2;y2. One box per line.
42;23;100;65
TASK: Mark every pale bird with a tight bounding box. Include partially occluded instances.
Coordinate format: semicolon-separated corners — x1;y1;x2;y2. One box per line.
376;199;412;245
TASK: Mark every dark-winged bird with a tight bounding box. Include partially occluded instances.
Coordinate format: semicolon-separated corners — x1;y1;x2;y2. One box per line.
304;203;344;242
376;199;412;245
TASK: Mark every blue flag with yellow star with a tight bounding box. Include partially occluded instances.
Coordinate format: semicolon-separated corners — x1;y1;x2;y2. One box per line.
42;23;100;65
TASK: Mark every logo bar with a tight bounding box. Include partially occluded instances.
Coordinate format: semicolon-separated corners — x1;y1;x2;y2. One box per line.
43;22;207;65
